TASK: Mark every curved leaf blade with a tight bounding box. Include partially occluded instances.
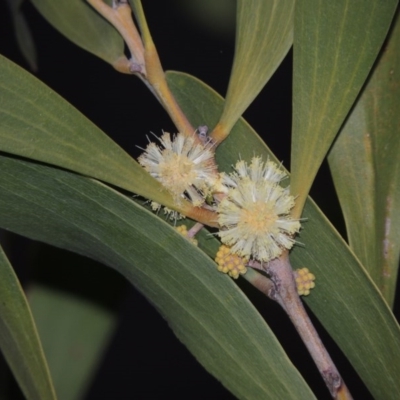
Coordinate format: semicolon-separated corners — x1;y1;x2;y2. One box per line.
290;0;398;216
6;0;37;71
0;54;177;211
328;105;377;281
328;11;400;306
215;0;294;136
0;155;316;400
166;71;400;399
0;245;56;400
30;0;124;66
28;285;116;400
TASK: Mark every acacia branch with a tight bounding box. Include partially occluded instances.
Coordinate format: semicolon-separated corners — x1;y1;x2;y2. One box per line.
245;254;353;400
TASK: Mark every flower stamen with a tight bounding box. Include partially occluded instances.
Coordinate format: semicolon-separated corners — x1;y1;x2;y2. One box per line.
138;132;219;208
217;157;300;263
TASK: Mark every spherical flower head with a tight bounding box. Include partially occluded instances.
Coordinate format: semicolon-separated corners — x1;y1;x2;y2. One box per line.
217;157;301;262
138;132;218;207
215;245;248;279
295;268;316;296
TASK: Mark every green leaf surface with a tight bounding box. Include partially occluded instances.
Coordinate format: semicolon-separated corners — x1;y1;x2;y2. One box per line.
0;245;56;400
30;0;124;66
0;156;316;400
217;0;294;134
328;11;400;307
166;71;400;399
6;0;37;71
0;54;178;211
290;0;398;215
28;285;116;400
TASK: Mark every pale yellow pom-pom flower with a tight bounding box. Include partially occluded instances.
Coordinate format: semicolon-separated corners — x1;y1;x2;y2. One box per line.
138;132;218;207
217;157;300;262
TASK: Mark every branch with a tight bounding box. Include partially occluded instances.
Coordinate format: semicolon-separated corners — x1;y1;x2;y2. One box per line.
87;0;195;136
245;254;353;399
87;0;145;73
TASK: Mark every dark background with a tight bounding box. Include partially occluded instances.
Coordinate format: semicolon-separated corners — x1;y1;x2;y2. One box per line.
0;1;397;399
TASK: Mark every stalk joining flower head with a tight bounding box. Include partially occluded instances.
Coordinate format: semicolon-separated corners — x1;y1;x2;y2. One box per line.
217;157;300;262
175;225;198;246
138;132;219;207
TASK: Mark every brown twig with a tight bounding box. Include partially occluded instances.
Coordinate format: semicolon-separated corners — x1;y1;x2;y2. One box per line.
181;205;218;228
256;252;353;399
187;223;204;238
242;268;275;296
132;2;195;137
87;0;145;73
87;0;195;136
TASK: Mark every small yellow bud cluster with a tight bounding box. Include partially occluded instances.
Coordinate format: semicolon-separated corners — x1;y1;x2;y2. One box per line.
215;245;248;279
295;268;316;296
174;225;198;246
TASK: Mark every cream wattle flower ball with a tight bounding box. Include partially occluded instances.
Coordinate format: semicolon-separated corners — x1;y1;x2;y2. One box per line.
138;132;219;207
217;157;301;262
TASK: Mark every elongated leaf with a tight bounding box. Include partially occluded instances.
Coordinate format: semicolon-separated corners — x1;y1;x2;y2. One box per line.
166;71;400;399
6;0;37;71
0;54;176;211
0;246;56;400
28;285;117;400
328;11;400;306
290;0;398;216
30;0;124;66
0;156;316;400
215;0;294;137
328;105;377;280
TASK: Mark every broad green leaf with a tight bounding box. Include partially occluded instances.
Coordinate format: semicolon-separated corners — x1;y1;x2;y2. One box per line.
166;71;400;399
30;0;124;66
0;54;178;212
0;245;56;400
28;285;117;400
328;12;400;306
290;0;398;217
214;0;294;138
0;155;316;400
6;0;37;71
